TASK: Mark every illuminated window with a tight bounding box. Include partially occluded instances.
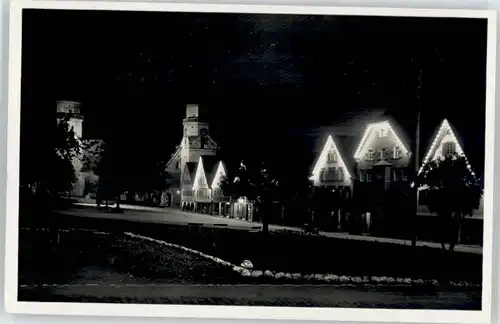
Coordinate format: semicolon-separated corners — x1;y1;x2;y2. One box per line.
442;142;456;156
320;169;326;182
393;146;402;159
338;168;345;181
327;151;338;163
392;168;401;181
325;167;336;181
380;148;388;160
366;149;375;161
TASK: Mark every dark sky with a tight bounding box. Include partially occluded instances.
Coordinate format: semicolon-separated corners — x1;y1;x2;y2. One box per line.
20;9;488;180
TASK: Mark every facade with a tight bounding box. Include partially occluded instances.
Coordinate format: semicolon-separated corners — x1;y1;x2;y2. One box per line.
417;118;483;219
56;100;101;198
309;115;483;242
165;104;229;213
309;134;353;189
308;134;355;230
353;120;412;190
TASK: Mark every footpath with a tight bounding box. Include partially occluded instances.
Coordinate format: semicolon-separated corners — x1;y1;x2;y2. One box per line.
19;282;481;310
70;202;483;255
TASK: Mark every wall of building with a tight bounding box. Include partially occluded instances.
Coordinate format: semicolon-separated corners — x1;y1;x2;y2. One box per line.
430;131;465;161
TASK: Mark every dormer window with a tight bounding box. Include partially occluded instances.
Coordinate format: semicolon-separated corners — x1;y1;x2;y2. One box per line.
327;151;338;163
379;127;388;138
442;141;456;156
366;149;375;161
393;146;402;159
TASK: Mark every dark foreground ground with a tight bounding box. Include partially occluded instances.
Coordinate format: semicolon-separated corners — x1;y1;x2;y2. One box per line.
17;209;483;309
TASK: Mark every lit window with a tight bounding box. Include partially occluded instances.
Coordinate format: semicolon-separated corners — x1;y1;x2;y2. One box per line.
366;149;375;161
338;168;344;181
392;168;400;181
380;148;388;160
393;146;402;159
327;151;338;163
320;169;326;182
442;142;456;156
326;167;336;181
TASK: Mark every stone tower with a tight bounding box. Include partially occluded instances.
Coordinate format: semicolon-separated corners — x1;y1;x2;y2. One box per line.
56;100;86;197
180;104;217;168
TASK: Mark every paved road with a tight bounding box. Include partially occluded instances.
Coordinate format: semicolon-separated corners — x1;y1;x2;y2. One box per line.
64;203;262;230
62;203;482;255
19;284;481;309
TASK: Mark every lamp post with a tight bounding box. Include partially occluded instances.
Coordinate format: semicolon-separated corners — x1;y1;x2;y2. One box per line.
411;68;423;248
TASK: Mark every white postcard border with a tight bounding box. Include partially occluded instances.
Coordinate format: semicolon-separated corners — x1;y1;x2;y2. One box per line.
4;1;497;323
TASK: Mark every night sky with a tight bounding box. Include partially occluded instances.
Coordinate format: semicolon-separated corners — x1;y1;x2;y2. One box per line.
20;9;488;183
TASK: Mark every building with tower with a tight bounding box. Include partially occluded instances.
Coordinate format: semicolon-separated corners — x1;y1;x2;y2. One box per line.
164;104;229;214
56;100;102;198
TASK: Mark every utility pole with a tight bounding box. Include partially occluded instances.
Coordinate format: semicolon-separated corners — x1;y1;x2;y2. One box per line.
412;68;423;248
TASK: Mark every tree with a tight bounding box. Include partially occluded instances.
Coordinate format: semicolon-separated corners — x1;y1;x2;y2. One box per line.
417;153;483;252
19;113;81;218
220;160;280;234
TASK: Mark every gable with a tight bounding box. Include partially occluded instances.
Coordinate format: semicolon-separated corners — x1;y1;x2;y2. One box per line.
418;118;473;175
353;120;410;161
193;156;209;189
309;135;352;185
211;161;227;189
181;164;192;185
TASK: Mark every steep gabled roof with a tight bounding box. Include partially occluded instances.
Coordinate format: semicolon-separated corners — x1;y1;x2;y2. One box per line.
418;118;474;175
192;156;206;190
211;161;228;189
353;117;411;161
309;133;354;182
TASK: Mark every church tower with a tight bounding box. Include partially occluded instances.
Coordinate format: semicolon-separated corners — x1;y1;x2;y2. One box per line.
180;104;217;167
164;104;219;208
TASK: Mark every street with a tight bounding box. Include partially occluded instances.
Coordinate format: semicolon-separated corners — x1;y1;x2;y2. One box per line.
62;203;482;255
19;283;481;309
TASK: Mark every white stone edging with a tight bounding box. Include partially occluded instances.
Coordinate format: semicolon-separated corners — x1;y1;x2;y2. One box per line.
123;232;477;288
20;228;478;288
